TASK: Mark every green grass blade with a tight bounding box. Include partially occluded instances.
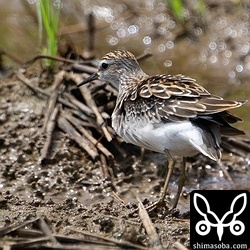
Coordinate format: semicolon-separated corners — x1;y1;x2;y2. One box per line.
165;0;184;22
36;0;61;68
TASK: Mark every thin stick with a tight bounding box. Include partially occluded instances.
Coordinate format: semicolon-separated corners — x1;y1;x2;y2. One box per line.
41;86;60;133
4;236;51;249
38;218;60;245
55;234;117;247
221;138;249;157
39;71;65;162
111;191;126;205
20;43;151;70
173;241;189;250
58;96;78;109
0;218;39;237
39;104;60;163
63;92;94;116
68;228;148;250
22;54;78;68
228;137;250;152
81;85;112;142
68;108;95;127
70;73;112;142
86;12;95;53
16;71;49;97
57;114;99;160
64;112;113;160
99;154;110;178
137;197;164;250
17;70;77;110
218;160;233;183
15;228;44;238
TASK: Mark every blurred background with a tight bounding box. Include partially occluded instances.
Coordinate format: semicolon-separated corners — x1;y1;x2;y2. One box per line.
0;0;249;134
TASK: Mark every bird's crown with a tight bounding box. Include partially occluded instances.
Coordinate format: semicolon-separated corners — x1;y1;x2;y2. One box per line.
102;49;137;61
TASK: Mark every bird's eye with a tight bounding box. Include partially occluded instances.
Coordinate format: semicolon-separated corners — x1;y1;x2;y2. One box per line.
101;62;109;70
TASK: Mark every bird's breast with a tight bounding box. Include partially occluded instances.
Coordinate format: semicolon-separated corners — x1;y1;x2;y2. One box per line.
111;111;202;157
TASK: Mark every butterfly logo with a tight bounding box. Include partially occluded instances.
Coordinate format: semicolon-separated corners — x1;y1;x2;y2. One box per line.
193;193;247;241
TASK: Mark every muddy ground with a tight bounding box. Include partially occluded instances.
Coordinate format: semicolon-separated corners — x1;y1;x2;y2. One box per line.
0;66;249;250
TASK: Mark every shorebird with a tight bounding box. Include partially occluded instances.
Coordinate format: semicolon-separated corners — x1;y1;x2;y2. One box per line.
78;49;245;208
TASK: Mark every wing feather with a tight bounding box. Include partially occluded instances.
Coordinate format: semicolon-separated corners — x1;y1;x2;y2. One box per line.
129;74;244;122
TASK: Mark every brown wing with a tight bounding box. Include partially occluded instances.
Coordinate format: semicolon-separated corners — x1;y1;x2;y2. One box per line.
125;74;245;136
137;74;210;99
130;74;244;121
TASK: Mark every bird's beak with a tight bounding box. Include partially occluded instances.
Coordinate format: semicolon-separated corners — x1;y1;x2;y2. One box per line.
77;72;99;87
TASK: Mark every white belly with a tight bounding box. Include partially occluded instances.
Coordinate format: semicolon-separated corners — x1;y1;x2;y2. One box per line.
115;118;204;157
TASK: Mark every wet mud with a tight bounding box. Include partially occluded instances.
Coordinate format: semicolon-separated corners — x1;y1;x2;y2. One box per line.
0;74;249;249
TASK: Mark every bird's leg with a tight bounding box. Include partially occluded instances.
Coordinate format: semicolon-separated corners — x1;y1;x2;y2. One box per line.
157;150;175;205
172;157;187;209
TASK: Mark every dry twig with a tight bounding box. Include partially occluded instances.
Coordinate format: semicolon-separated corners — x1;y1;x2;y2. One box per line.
41;71;65;132
22;54;78;68
173;241;189;250
70;73;113;142
40;104;60;163
64;112;113;160
38;218;60;245
63;92;94;116
57;114;99;160
68;228;147;250
16;70;49;97
0;218;39;236
137;197;164;250
17;70;76;109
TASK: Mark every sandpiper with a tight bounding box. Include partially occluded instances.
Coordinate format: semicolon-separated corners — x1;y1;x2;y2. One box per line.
78;49;245;208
